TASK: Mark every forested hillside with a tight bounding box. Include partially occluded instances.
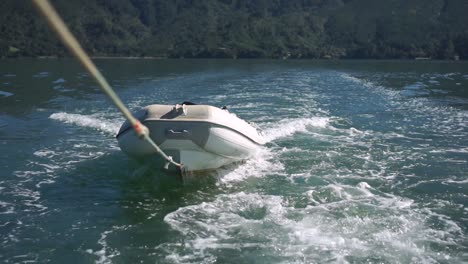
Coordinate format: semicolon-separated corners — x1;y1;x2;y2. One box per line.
1;0;468;59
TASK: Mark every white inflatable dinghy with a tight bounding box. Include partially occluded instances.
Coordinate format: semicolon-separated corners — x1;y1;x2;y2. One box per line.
116;103;265;171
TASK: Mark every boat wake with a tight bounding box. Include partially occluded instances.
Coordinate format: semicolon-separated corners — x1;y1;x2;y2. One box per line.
216;117;331;184
160;184;461;263
262;117;330;142
49;112;121;135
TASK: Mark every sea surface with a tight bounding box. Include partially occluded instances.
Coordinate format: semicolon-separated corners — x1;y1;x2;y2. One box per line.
0;59;467;263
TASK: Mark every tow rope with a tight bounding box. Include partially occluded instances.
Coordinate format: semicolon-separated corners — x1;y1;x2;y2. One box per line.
32;0;184;171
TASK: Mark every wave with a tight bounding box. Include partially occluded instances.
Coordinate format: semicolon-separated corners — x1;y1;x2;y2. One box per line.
0;90;13;97
262;117;330;142
49;112;120;135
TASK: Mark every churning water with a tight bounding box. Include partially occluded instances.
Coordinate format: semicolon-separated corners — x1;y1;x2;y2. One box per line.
0;59;467;263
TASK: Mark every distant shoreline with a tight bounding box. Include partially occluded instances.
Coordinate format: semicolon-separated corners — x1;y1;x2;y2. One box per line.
1;56;466;61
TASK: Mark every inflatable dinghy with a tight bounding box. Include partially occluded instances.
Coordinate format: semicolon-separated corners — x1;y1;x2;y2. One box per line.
116;104;265;171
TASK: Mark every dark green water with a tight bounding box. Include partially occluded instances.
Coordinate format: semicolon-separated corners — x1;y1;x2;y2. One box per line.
0;59;467;263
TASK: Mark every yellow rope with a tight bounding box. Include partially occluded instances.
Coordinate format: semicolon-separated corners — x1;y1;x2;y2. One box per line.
32;0;183;169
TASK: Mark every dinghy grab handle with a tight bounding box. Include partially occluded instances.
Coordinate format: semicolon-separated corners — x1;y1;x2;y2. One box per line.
166;129;191;139
32;0;184;171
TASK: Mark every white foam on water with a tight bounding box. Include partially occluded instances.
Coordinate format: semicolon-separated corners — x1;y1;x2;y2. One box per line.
340;73;378;90
13;170;44;178
229;102;275;110
73;143;97;148
86;226;124;264
161;182;464;263
12;186;48;212
0;201;15;215
262;117;330;142
443;178;468;185
49;112;120;135
339;72;402;100
33;149;59;158
162;192;286;262
304;182;378;205
52;78;65;84
0;90;13;97
215;117;331;185
217;147;284;185
31;145;106;176
7;254;38;263
430;147;468;154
